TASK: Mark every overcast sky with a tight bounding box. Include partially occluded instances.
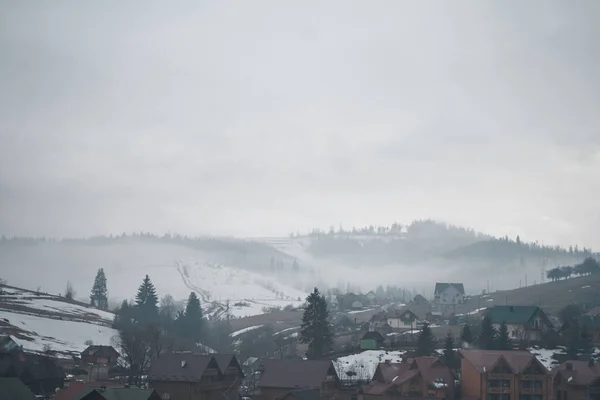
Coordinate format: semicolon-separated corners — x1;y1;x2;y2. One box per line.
1;1;599;247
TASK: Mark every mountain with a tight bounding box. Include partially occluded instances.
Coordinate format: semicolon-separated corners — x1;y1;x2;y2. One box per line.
0;220;596;308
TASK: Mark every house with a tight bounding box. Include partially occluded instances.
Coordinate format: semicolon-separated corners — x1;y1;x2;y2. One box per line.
369;312;390;331
458;349;551;400
413;294;429;305
351;301;364;310
579;315;600;345
386;308;417;330
434;283;465;306
552;359;600;400
0;335;23;357
366;291;378;302
148;353;244;400
54;381;124;400
360;357;455;400
360;332;385;350
281;389;322;400
0;353;65;396
80;345;120;367
0;377;37;400
75;386;160;400
485;305;553;341
585;307;600;317
257;358;339;400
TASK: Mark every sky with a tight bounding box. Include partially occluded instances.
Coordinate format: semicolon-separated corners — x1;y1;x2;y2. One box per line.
1;1;599;248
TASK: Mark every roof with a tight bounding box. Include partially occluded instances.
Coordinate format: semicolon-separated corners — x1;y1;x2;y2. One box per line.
147;353;217;382
362;331;385;342
365;357;453;395
485;305;547;325
585;306;600;317
54;382;123;400
0;335;21;355
0;377;37;400
434;283;465;295
212;354;243;376
82;345;119;357
282;389;322;400
76;387;158;400
389;307;418;319
579;315;600;330
553;361;600;386
458;349;547;374
258;359;338;389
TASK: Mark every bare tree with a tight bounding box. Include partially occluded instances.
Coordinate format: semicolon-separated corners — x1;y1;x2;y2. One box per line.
65;281;76;300
111;323;153;385
159;294;177;320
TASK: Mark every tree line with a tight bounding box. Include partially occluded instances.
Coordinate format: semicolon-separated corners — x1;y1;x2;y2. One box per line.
546;257;600;281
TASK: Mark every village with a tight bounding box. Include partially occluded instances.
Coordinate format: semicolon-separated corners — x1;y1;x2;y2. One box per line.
1;279;600;400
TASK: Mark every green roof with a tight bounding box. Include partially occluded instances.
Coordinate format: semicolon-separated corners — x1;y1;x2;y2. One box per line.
75;387;158;400
0;378;37;400
486;305;542;325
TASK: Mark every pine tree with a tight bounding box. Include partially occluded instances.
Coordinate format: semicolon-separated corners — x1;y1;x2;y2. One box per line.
496;322;512;350
416;323;436;356
175;292;204;341
300;288;333;359
90;268;108;310
460;324;474;345
478;315;497;350
442;331;457;369
135;275;158;323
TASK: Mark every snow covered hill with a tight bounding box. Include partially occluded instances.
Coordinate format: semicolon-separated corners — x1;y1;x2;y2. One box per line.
0;284;118;357
176;259;307;318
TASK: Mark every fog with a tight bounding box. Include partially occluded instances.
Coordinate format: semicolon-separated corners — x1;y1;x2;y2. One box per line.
1;1;600;297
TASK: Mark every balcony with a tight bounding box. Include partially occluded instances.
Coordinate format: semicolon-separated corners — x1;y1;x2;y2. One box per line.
488;388;511;394
520;388;545;395
489;374;512;380
521;375;546;381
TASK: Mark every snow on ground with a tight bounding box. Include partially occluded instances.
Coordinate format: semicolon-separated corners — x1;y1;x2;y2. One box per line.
273;327;299;336
348;308;375;314
0;310;118;357
456;307;487;317
528;346;565;371
334;350;405;380
230;325;263;338
177;260;307;318
0;288;114;323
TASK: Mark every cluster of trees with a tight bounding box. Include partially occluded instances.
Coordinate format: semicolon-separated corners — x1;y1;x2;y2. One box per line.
546;257;600;281
111;275;233;383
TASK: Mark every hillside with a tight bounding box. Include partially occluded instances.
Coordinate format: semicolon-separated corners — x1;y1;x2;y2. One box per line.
0;221;597;310
0;284;117;357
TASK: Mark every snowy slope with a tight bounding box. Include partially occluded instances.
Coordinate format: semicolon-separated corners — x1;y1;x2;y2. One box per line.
0;285;117;357
176;259;307;318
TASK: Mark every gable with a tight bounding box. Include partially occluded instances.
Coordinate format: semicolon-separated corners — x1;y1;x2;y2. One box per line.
491;357;513;374
523;358;547;375
486;306;539;325
435;283;465;295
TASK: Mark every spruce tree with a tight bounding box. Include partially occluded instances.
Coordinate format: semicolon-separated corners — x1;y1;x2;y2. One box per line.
300;288;333;359
90;268;108;310
442;331;457;369
176;292;204;341
135;275;158;323
478;315;497;350
416;323;436;356
496;322;512;350
460;324;474;345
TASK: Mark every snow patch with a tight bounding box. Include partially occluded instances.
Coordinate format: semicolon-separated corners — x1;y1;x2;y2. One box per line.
230;325;263;337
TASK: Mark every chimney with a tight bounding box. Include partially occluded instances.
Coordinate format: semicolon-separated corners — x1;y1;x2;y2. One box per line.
181;360;187;368
566;362;573;370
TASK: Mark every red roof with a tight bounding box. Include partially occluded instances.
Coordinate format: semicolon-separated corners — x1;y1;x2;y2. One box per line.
458;349;547;374
53;381;122;400
553;361;600;386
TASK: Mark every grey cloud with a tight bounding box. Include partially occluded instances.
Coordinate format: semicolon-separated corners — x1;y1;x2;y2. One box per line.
0;1;599;246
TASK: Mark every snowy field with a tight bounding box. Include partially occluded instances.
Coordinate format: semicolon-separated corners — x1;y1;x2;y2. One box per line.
0;286;115;323
177;259;307;318
0;310;118;357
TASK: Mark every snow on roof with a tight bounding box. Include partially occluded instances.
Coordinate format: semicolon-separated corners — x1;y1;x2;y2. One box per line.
230;325;263;338
334;350;405;380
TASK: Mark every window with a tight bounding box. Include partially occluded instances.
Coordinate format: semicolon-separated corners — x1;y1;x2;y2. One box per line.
161;394;171;400
487;395;510;400
489;380;511;388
